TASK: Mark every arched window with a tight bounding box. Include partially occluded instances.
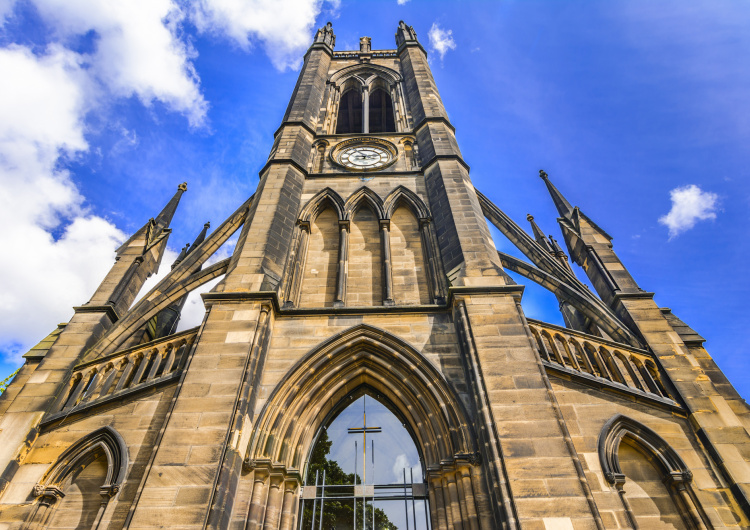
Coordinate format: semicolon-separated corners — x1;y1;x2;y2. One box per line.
368;88;395;133
336;89;363;134
299;393;429;529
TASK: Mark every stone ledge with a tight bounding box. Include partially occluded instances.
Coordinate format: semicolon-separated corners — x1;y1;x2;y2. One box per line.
612;291;656;303
544;361;684;414
73;304;119;323
421;154;471;174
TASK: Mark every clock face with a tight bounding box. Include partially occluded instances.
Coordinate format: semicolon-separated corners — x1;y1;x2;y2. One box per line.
338;145;393;170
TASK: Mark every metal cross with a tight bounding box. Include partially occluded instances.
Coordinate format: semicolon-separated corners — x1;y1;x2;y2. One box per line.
347;395;381;484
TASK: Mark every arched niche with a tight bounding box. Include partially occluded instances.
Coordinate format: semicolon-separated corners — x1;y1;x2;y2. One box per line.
244;325;495;529
284;186;445;308
598;414;711;529
26;426;128;530
298;206;339;308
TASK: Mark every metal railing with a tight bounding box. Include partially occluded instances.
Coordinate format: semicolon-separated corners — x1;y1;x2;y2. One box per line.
54;328;197;413
527;319;674;402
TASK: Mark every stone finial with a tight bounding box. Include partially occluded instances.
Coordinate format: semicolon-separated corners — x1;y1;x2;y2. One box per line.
359;36;372;53
314;21;336;48
178;182;188;191
539;170;548;180
395;20;418;47
526;213;554;253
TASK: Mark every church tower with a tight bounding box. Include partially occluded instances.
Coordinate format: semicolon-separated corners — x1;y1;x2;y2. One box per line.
1;21;749;530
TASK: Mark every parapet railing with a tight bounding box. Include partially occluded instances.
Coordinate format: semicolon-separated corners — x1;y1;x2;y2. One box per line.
51;328;198;415
527;319;677;405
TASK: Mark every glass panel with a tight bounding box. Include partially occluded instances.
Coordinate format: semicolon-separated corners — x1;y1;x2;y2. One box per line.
301;394;430;529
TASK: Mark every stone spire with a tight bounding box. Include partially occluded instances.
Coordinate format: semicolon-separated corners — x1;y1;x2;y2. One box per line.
526;214;554;253
172;222;210;270
539;170;574;220
154;182;188;232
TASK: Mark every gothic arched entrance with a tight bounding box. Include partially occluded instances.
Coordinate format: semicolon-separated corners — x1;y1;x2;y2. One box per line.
244;325;494;529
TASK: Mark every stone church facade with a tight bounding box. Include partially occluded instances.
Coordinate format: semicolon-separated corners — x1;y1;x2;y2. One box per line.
0;21;749;530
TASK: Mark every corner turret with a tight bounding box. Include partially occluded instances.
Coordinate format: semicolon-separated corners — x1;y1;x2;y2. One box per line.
395;20;419;47
313;21;335;50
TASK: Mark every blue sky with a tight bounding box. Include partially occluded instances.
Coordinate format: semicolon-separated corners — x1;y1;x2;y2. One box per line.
0;1;748;398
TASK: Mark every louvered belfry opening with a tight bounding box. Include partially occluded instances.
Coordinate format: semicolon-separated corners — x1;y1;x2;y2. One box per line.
336;89;363;134
368;88;395;133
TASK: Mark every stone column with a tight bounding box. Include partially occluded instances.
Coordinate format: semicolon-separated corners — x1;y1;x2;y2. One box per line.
418;218;444;303
362;85;370;134
380;220;395;305
334;220;349;307
246;468;270;530
278;479;300;530
283;222;310;308
262;474;284;530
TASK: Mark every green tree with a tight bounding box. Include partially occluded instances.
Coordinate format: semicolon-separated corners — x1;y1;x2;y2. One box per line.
0;368;19;395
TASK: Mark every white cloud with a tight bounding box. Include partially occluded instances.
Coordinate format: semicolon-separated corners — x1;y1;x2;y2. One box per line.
397;0;410;5
0;0;14;21
0;45;126;365
190;0;336;71
28;0;207;126
658;184;719;238
428;22;456;60
392;453;421;482
0;0;324;366
0;0;216;365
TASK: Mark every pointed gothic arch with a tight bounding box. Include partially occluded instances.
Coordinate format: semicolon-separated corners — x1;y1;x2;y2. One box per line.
245;325;493;529
248;324;475;467
26;426;128;530
335;87;363;134
343;187;385;220
298;187;346;223
598;414;711;529
383;185;429;220
329;64;402;88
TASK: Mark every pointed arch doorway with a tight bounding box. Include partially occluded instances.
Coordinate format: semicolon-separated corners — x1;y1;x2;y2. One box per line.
245;325;497;529
300;391;430;529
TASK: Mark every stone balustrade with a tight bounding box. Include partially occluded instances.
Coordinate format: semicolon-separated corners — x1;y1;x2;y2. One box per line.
527;319;674;402
54;328;197;413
